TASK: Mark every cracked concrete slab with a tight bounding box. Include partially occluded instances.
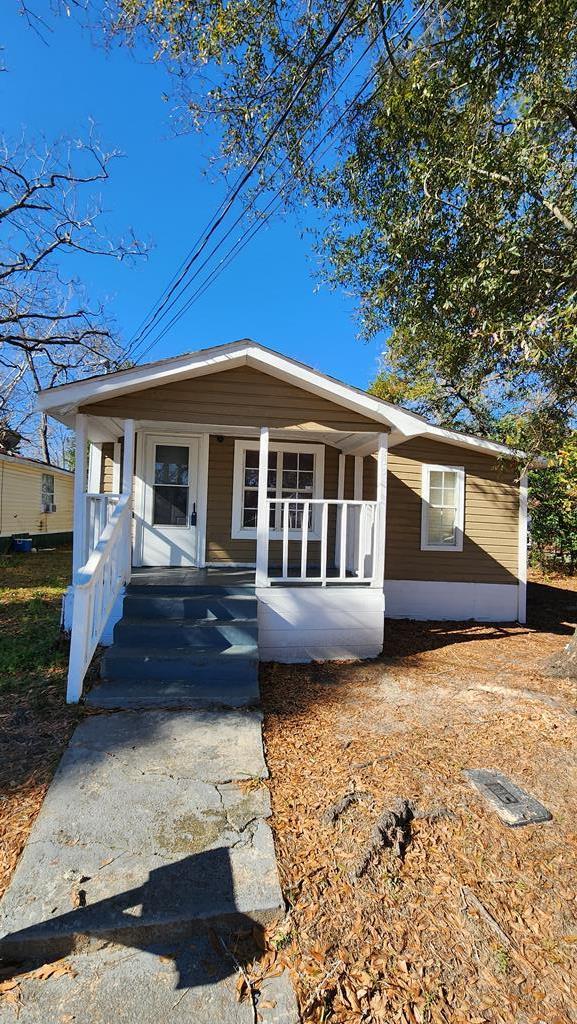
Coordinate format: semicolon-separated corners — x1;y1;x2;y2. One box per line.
1;937;299;1024
0;710;284;964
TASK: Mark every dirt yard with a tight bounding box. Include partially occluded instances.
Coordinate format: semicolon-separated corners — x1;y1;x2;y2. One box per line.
261;576;577;1024
1;553;576;1022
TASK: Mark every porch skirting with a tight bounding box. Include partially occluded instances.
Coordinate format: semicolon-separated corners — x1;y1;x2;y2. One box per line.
256;586;385;662
384;579;521;623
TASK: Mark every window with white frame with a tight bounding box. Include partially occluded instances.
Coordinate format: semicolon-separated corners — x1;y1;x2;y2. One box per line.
41;473;55;512
421;464;464;551
232;441;325;539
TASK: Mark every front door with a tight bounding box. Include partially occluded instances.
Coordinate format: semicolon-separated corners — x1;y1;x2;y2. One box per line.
141;435;200;566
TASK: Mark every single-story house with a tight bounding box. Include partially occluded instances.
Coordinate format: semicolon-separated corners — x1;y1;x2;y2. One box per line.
36;339;529;703
0;452;73;553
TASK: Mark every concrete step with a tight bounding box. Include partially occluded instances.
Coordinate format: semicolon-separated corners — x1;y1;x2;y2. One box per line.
101;645;258;683
123;593;258;621
85;676;260;710
113;619;258;649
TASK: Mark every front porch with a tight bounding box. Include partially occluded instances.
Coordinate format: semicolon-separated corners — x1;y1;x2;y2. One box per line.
65;417;388;702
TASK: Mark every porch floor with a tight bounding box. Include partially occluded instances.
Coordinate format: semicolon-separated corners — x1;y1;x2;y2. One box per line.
128;566;372;588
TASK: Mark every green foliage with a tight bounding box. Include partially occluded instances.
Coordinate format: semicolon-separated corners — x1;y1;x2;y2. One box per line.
102;0;577;452
529;433;577;572
0;549;71;694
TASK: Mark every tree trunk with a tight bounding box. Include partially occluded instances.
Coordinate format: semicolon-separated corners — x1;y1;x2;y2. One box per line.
39;412;51;464
546;627;577;678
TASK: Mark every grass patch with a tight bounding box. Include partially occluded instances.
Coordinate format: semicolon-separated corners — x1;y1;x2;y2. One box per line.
0;548;80;899
0;548;72;695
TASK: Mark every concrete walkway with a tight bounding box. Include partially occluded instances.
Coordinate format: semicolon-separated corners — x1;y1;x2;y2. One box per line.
0;708;298;1022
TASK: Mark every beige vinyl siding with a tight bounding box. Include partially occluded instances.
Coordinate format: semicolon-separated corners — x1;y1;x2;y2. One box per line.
383;438;519;584
100;442;115;493
206;435;340;564
0;458;74;538
80;365;384;433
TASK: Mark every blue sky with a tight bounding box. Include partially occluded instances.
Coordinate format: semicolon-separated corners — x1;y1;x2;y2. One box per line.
2;6;386;389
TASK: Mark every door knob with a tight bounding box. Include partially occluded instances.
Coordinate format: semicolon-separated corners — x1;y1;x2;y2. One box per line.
190;502;197;526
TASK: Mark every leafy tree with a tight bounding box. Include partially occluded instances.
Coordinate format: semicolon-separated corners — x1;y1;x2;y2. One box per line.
1;130;144;463
94;0;577;450
529;434;577;573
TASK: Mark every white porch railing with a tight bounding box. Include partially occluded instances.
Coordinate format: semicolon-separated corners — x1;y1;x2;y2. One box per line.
85;493;120;561
262;498;381;586
66;494;132;703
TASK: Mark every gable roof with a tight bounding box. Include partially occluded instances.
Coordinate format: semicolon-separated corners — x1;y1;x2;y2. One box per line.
36;338;519;458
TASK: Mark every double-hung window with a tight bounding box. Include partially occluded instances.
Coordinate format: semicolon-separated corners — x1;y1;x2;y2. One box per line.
232;441;324;539
421;464;464;551
41;473;55;513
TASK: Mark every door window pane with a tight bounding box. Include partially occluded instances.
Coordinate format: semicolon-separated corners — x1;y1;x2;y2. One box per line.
154;484;188;526
155;445;189;485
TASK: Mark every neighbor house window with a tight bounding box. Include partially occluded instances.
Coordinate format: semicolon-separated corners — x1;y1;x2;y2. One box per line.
421;464;464;551
232;441;325;539
41;473;55;512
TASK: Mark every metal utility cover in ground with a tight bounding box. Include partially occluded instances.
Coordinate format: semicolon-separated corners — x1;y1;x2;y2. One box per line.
464;769;552;827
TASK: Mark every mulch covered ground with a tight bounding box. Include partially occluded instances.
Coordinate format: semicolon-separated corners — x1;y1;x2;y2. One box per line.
261;575;577;1023
1;557;576;1022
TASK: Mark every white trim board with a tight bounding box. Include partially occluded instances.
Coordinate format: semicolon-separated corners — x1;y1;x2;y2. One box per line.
517;470;528;624
385;580;520;623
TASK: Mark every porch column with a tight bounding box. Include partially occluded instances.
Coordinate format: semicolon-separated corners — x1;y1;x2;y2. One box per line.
121;419;135;582
121;419;135;496
255;426;270;587
87;442;102;493
373;433;388;587
72;413;88;581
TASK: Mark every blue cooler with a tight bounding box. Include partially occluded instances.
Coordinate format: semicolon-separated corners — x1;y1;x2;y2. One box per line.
12;536;33;553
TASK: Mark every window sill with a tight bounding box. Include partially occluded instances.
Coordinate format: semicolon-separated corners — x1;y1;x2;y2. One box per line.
420;543;463;553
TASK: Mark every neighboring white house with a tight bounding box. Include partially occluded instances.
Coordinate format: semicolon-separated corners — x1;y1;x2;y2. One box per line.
0;453;73;553
35;339;530;702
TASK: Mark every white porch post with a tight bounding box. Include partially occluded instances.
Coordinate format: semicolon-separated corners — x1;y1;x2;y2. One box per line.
87;442;102;493
517;469;528;624
72;413;88;580
121;419;135;581
373;433;388;586
255;426;270;587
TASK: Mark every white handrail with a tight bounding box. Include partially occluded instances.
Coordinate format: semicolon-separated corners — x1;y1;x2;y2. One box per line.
66;494;131;703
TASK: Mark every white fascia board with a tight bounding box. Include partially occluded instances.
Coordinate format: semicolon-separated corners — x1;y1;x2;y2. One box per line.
35;336;524;460
36;342;248;414
244;345;424;437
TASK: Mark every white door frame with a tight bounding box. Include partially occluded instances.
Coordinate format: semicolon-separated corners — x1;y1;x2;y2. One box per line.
133;430;209;567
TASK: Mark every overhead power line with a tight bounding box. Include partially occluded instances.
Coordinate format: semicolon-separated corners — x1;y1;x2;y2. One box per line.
121;0;362;363
126;3;405;363
130;0;444;363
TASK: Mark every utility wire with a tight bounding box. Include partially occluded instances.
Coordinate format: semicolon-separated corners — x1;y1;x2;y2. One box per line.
133;0;442;362
121;0;361;362
126;3;403;363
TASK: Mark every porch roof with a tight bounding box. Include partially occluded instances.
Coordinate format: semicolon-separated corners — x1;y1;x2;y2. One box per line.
36;338;520;459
